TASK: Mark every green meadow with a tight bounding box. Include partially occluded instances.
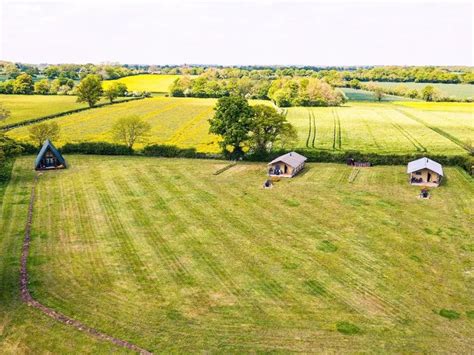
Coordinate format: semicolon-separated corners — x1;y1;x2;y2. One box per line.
7;97;472;156
367;82;474;99
0;156;473;352
0;94;132;128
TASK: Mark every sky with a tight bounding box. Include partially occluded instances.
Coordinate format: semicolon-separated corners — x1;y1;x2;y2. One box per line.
0;0;472;66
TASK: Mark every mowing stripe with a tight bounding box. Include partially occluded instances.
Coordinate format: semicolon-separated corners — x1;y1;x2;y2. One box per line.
20;174;152;354
167;107;213;147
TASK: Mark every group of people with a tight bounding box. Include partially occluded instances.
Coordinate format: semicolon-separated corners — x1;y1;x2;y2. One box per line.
411;176;424;183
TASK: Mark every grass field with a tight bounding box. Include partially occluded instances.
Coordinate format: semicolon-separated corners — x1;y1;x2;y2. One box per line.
0;95;133;128
368;82;474;99
286;101;473;155
5;97;473;155
340;88;413;102
103;74;181;93
0;95;90;127
0;155;473;352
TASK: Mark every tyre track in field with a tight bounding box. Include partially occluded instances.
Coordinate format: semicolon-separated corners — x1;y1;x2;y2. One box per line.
375;108;427;152
20;174;152;354
311;111;317;148
167;107;214;147
394;107;470;152
391;123;427;152
331;108;342;150
305;111;312;148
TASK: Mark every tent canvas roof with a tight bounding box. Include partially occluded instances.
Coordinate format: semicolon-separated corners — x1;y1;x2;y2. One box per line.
268;152;307;168
407;157;443;176
34;139;66;169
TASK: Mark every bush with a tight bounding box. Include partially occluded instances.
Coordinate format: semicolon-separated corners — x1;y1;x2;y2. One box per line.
439;309;461;320
142;144;212;159
61;142;132;155
336;322;360;335
0;158;14;183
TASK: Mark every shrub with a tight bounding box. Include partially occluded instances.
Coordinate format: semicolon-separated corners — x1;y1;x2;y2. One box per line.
439;309;461;320
336;322;360;335
142;144;211;159
61;142;132;155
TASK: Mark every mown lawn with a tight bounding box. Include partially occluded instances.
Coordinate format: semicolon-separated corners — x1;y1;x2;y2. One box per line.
7;98;473;156
1;156;472;352
102;74;182;93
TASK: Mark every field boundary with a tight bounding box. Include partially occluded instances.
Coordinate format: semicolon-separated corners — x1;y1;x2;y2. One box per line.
20;173;152;354
1;97;144;131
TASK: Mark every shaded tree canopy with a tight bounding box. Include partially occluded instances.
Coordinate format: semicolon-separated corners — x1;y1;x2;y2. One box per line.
209;96;254;158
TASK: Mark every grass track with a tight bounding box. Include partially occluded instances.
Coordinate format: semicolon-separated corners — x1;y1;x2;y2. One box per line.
1;156;473;352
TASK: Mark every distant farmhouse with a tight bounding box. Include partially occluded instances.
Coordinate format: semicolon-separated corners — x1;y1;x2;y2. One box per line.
268;152;307;178
407;157;443;187
35;140;66;170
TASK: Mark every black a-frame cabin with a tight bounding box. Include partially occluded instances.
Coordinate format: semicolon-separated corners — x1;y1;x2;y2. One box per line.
34;140;67;170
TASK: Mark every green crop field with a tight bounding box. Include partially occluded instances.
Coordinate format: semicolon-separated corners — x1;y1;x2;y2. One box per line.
0;95;89;127
285;101;473;155
368;82;474;99
340;88;412;102
103;74;181;93
0;94;133;128
5;97;269;153
0;156;473;352
7;98;473;155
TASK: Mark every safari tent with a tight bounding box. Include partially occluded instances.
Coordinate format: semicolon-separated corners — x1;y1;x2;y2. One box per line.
268;152;307;178
34;140;66;170
407;157;443;187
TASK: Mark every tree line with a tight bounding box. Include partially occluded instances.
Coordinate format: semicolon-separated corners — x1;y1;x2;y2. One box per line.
170;75;346;107
348;81;473;102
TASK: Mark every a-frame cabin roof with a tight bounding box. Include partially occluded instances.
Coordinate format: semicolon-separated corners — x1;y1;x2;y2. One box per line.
34;139;66;169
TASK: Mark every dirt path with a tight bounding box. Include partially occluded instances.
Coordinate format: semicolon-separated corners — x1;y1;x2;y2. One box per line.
20;174;152;354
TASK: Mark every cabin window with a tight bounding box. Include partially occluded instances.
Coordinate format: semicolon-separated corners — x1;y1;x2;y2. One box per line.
415;171;422;176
